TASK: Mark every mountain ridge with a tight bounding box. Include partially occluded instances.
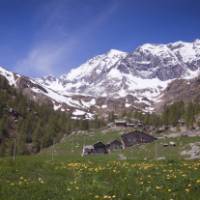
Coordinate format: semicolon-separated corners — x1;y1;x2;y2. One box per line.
1;39;200;117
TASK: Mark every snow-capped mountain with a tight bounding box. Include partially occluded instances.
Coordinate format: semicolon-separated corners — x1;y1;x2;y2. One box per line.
1;39;200;117
36;39;200;112
36;49;128;95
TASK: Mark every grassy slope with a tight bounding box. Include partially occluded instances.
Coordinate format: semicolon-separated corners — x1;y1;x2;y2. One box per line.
1;130;200;200
40;130;200;161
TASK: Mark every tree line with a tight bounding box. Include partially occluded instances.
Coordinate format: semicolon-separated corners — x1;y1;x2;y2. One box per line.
131;101;200;128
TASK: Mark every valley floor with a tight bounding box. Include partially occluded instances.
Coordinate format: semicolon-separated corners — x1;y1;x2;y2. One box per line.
1;130;200;200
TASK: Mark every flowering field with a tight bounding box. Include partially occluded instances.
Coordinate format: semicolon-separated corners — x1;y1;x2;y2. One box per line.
1;157;200;200
1;131;200;199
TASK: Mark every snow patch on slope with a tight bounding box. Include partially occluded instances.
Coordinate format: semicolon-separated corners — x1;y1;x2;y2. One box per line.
0;66;17;86
169;41;198;63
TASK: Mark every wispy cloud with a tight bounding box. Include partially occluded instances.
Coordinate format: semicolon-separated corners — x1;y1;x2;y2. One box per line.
16;40;77;76
15;0;119;77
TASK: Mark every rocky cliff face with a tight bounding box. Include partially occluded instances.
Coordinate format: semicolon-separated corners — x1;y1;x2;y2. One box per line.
156;76;200;111
112;39;200;81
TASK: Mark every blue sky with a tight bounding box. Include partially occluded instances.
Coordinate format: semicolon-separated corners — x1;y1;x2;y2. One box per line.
0;0;200;77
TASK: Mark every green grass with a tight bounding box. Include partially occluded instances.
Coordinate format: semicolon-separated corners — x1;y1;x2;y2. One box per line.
1;130;200;199
40;130;122;160
1;157;200;200
40;130;200;161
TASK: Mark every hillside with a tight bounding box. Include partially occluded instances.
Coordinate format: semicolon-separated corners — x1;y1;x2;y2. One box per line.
40;129;200;160
2;69;200;157
0;75;104;156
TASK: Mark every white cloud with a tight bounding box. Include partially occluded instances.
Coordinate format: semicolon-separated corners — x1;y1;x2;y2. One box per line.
16;41;75;76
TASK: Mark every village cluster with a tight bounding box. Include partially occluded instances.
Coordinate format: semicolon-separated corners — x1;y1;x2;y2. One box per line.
82;131;157;156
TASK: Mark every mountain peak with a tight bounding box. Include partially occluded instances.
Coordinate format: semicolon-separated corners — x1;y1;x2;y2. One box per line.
106;49;127;57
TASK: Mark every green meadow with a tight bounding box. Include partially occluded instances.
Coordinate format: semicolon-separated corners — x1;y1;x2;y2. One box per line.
1;130;200;200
